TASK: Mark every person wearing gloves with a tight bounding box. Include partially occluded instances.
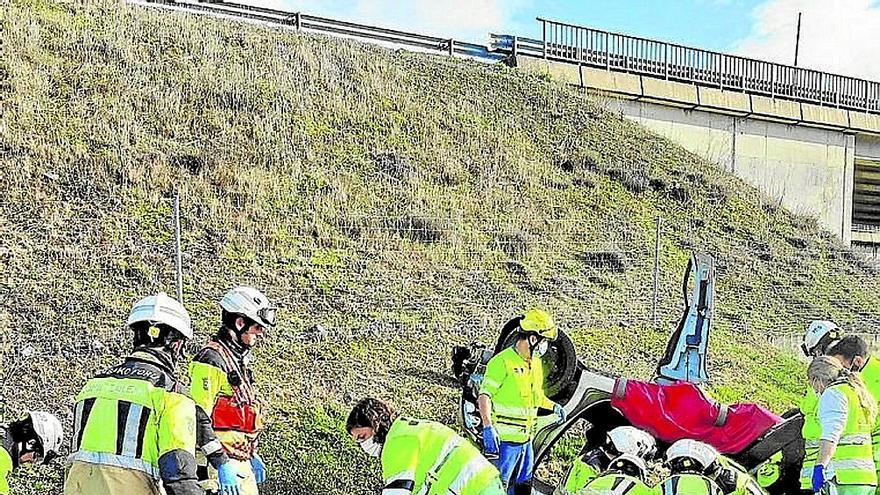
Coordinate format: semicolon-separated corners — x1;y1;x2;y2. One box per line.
190;286;276;494
556;426;656;495
478;309;566;495
800;321;843;493
346;397;505;495
808;356;877;495
64;292;238;495
576;453;654;495
0;411;64;494
828;335;880;493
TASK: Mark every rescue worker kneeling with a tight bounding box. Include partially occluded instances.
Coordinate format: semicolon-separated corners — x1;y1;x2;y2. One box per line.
0;411;64;494
576;453;653;495
658;439;724;495
556;426;656;495
64;293;221;495
347;397;505;495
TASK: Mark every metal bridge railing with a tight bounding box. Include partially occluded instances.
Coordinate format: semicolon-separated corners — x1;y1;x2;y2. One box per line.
493;18;880;114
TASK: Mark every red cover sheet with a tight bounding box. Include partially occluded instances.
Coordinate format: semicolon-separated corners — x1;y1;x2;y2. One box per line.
610;379;782;454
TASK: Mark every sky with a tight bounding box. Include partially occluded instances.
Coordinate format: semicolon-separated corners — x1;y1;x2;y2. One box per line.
247;0;880;81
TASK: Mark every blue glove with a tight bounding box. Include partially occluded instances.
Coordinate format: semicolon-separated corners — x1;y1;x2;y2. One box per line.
251;454;267;484
554;403;567;424
812;464;825;493
217;462;242;495
482;425;500;455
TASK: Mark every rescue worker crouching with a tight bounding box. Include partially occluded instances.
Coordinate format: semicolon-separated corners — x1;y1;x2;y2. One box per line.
658;439;725;495
190;286;276;495
64;292;214;495
347;397;505;495
808;356;877;495
556;426;656;495
576;453;653;495
801;321;843;493
478;309;566;495
0;411;64;494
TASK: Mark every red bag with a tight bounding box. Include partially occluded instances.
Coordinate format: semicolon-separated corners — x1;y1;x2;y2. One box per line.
611;378;781;454
212;396;260;434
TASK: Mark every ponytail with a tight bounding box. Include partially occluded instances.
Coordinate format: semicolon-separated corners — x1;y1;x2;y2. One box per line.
843;369;878;423
810;356;878;423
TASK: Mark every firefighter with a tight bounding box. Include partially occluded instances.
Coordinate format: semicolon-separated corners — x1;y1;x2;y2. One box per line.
0;411;63;494
658;439;725;495
190;286;276;495
64;292;227;495
557;426;656;495
576;453;653;495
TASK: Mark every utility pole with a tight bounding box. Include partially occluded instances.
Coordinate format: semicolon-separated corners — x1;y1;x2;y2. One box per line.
794;12;802;66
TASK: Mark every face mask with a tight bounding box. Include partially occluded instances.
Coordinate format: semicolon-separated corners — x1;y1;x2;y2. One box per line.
359;436;382;458
534;340;549;357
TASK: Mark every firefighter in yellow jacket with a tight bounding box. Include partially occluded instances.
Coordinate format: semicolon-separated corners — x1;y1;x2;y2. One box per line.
478;309;566;495
190;286;276;495
0;411;64;494
64;292;241;495
346;397;505;495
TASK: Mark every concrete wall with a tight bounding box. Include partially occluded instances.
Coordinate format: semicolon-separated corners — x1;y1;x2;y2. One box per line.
613;99;854;240
515;56;880;242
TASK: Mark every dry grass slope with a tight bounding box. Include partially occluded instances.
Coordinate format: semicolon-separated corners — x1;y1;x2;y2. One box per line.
1;1;879;493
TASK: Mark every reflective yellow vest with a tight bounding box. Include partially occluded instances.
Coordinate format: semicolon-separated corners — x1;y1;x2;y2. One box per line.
825;382;877;486
578;473;653;495
69;353;198;480
562;457;600;495
479;347;553;443
657;474;723;495
718;456;768;495
380;417;501;495
800;387;821;490
858;358;880;485
0;446;11;495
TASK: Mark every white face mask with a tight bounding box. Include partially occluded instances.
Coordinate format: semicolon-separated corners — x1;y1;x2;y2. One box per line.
534;340;549;357
359;436;382;458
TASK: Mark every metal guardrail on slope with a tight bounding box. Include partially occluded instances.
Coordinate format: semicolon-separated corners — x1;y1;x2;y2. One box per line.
491;18;880;114
136;0;506;62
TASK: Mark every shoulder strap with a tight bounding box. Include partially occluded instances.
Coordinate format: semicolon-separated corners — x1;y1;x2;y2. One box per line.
206;340;256;404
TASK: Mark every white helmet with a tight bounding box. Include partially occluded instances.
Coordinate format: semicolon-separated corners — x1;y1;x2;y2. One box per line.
220;286;276;328
802;320;840;357
29;411;63;463
126;292;192;339
607;426;657;459
666;439;719;473
608;453;649;481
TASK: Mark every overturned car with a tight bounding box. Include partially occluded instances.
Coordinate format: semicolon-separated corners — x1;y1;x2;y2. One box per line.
452;254;807;495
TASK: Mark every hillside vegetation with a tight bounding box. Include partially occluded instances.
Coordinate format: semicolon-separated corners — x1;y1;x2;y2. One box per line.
1;1;880;493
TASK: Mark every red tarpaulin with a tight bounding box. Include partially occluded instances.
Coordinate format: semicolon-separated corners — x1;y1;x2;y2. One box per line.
610;378;782;454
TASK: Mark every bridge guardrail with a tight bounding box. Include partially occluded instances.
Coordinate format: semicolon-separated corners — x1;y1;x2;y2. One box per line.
491;19;880;114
